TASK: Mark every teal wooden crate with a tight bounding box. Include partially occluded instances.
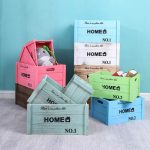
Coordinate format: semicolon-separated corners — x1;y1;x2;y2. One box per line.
88;71;140;102
63;74;93;104
28;75;75;104
27;104;89;135
28;75;93;104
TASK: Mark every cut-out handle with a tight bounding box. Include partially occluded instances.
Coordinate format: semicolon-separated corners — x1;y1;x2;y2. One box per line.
46;68;55;71
97;100;103;104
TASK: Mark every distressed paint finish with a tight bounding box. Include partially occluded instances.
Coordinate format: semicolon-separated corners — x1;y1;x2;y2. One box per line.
89;71;140;102
15;84;33;108
74;20;120;66
90;97;144;125
27;104;89;135
16;40;66;89
28;75;93;105
74;65;119;81
63;74;93;104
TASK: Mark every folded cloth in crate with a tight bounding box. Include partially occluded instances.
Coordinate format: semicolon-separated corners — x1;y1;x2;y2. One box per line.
28;74;93;104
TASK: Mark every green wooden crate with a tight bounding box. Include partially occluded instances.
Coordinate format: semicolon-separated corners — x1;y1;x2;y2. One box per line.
63;74;93;104
27;104;89;135
88;71;140;102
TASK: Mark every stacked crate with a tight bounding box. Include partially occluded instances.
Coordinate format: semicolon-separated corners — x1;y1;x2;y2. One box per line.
74;20;120;105
74;20;120;81
88;71;144;125
16;40;66;108
27;75;93;135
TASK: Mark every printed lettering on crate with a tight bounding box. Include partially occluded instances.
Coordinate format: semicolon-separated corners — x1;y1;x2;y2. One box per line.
90;97;144;125
28;75;93;105
88;71;140;102
16;40;66;90
27;103;89;135
74;20;120;66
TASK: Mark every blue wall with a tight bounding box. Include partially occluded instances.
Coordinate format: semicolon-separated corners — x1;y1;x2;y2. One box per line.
0;0;150;92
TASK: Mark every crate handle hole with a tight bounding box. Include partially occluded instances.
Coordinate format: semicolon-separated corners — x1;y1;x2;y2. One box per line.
97;100;103;104
46;68;55;71
135;78;137;81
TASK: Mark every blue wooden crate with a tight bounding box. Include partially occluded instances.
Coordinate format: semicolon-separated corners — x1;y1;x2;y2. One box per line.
74;20;120;43
27;104;89;135
63;74;93;104
90;97;144;125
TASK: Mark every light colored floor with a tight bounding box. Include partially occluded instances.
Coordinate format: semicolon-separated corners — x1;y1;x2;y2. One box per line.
0;98;150;150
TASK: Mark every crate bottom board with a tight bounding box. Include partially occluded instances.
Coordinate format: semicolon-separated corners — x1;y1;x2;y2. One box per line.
15;93;30;108
28;125;87;135
15;84;33;108
90;110;143;125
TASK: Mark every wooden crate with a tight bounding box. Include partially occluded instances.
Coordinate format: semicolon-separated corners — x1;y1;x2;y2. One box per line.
63;74;93;104
27;103;89;135
16;62;66;90
15;84;33;108
88;71;140;102
74;65;119;81
90;97;144;125
28;76;74;104
16;40;66;89
74;20;120;66
28;75;93;104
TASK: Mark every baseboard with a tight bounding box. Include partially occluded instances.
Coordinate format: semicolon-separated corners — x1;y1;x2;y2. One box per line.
0;91;149;100
140;93;150;101
0;91;15;99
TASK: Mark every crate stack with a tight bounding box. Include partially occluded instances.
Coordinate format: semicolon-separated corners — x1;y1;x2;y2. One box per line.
74;20;120;105
74;20;120;81
88;71;144;125
15;40;66;108
27;75;93;135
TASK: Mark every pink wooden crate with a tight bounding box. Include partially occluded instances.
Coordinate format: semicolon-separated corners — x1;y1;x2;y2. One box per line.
19;40;54;66
16;62;66;89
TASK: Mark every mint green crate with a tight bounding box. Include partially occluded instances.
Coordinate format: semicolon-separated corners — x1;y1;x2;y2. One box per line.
27;104;89;135
28;75;75;104
88;72;140;102
28;75;93;104
63;74;93;104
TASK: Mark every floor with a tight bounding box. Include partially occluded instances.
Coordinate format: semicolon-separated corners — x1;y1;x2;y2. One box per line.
0;98;150;150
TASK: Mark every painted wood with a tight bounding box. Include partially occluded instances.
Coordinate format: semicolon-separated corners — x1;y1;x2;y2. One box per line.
28;75;93;105
27;104;89;135
16;62;66;89
15;84;33;108
74;65;119;81
89;71;140;102
74;20;120;66
16;40;66;89
63;74;93;104
90;97;144;125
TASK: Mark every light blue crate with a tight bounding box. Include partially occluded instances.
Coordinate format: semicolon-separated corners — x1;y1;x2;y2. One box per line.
63;74;93;104
27;104;89;135
74;20;120;43
90;97;144;125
